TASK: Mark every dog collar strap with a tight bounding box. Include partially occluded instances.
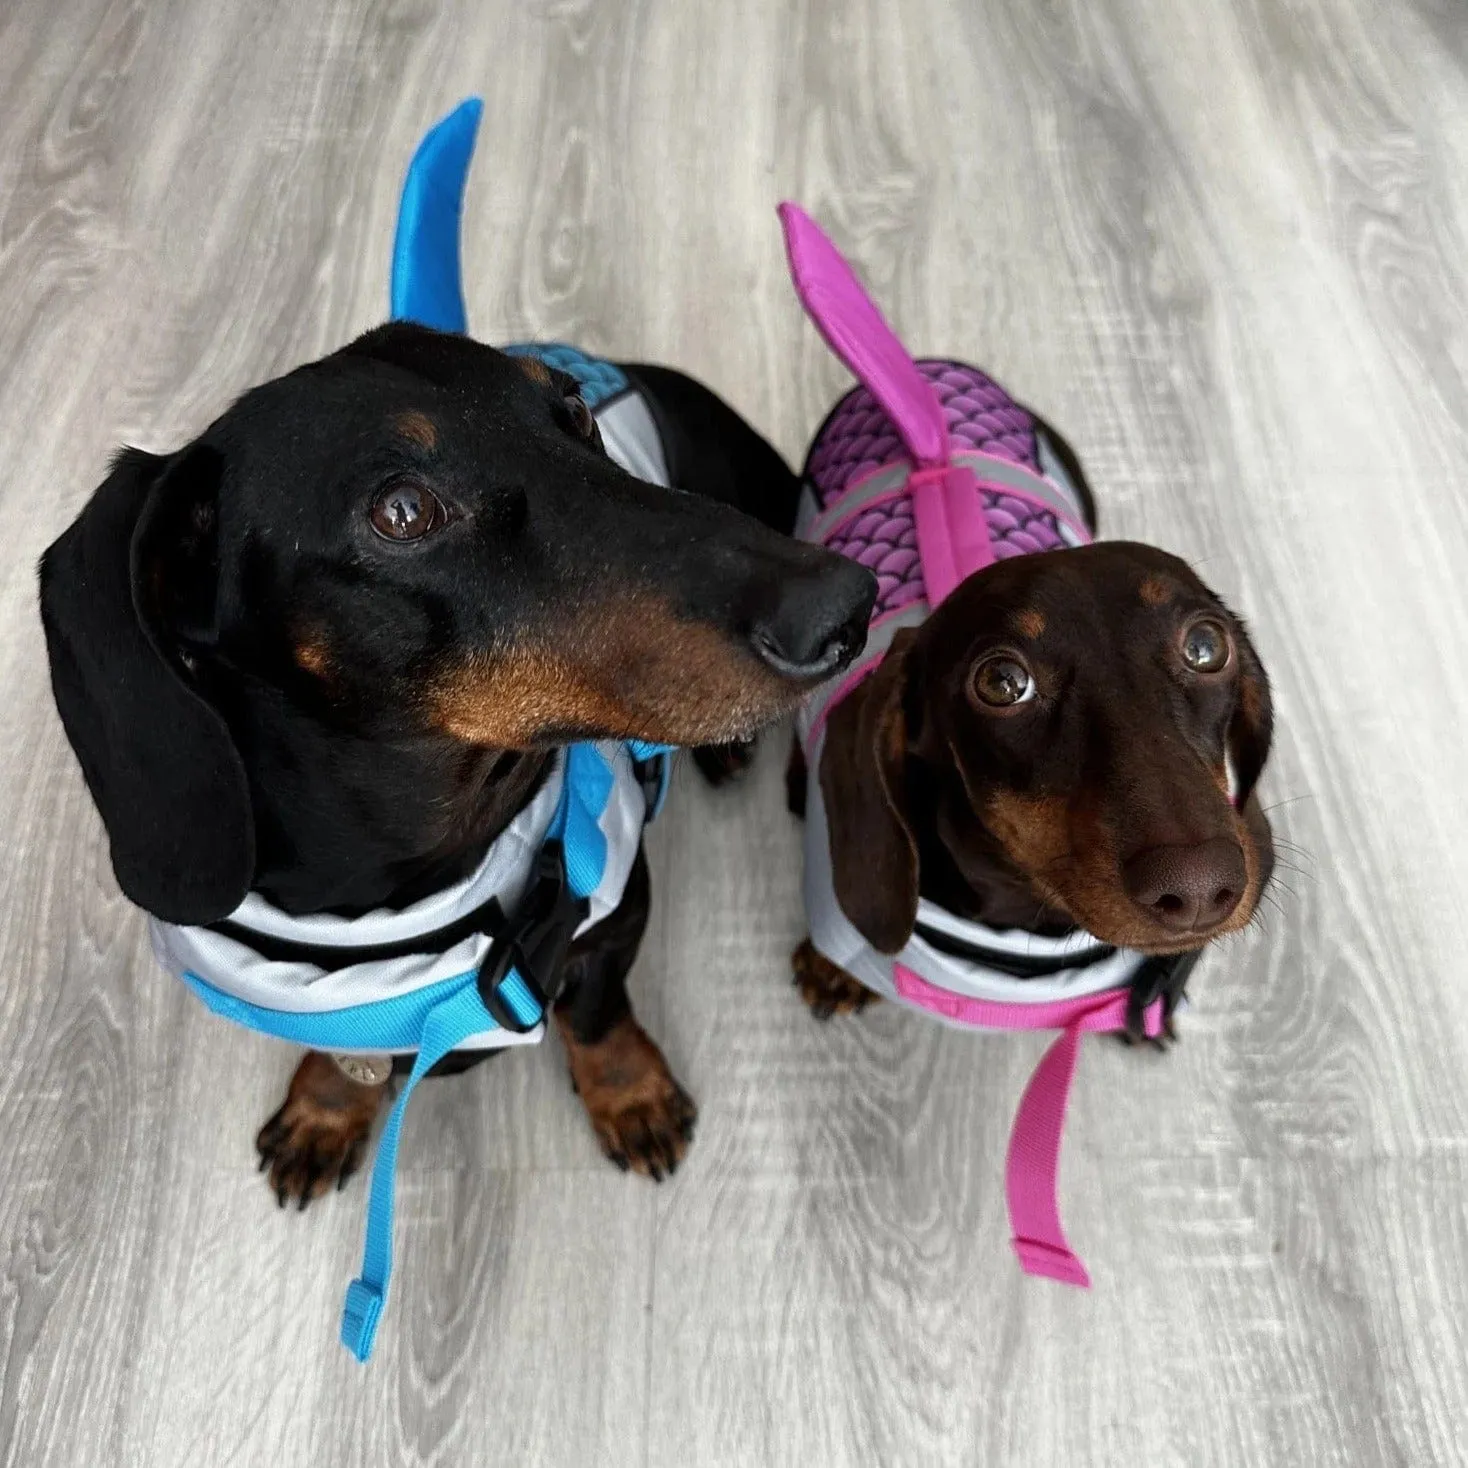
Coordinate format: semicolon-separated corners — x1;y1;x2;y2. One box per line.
893;967;1162;1287
799;777;1184;1288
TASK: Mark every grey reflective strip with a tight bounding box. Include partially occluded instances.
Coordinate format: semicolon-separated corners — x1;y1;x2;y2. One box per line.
801;463;912;543
951;452;1088;531
801;451;1088;548
793;483;824;540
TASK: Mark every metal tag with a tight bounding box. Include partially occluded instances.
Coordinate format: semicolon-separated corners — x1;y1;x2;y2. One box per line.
332;1053;393;1087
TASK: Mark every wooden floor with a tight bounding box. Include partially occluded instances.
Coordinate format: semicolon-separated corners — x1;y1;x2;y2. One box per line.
3;0;1467;1463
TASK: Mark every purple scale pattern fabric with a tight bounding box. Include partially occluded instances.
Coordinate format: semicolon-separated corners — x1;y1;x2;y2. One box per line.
824;488;1068;618
824;500;925;616
805;359;1039;509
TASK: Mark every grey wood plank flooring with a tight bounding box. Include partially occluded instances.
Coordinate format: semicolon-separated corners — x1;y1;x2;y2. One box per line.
2;0;1466;1463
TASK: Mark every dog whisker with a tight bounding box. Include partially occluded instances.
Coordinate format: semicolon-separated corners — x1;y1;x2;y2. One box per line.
1260;795;1313;816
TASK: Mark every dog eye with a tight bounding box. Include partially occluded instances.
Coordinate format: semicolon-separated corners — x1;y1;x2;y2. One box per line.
369;480;446;542
969;655;1035;708
564;392;596;440
1181;617;1231;674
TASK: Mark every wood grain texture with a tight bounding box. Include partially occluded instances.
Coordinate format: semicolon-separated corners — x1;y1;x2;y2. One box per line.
2;0;1466;1464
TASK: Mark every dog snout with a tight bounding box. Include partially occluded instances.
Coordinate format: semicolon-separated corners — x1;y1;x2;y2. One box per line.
749;556;875;681
1122;837;1246;935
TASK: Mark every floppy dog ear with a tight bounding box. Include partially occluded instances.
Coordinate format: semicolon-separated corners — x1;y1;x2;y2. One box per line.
1227;621;1274;807
39;445;255;924
818;633;919;954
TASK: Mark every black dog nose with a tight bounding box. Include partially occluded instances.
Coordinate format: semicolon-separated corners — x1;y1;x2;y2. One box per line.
750;558;876;680
1123;838;1246;933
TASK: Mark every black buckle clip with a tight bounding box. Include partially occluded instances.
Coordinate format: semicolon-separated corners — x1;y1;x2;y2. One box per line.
476;840;590;1033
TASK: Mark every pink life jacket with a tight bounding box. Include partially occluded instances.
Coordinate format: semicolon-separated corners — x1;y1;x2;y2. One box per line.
782;203;1170;1289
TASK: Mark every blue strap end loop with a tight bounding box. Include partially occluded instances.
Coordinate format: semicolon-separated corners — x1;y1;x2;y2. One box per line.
340;1278;385;1362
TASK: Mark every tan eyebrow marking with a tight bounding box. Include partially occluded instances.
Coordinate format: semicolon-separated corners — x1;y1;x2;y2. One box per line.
393;410;437;450
515;356;554;387
1139;576;1174;607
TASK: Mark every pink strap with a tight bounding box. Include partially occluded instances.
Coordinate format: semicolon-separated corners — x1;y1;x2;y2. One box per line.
908;464;995;601
893;965;1163;1288
779;203;950;469
779;203;996;600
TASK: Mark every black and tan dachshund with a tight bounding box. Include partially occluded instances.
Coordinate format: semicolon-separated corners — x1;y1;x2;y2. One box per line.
39;322;875;1200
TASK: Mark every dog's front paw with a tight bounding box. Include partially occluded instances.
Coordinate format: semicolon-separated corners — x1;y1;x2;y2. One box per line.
1121;952;1199;1049
255;1051;388;1209
792;939;877;1019
555;1013;697;1181
1118;1009;1180;1051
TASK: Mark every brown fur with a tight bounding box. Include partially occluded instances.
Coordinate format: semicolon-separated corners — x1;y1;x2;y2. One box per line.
515;355;554;387
430;596;800;749
1013;608;1046;638
292;638;330;677
553;1009;696;1180
1139;574;1174;606
792;938;878;1017
255;1052;387;1207
392;409;438;450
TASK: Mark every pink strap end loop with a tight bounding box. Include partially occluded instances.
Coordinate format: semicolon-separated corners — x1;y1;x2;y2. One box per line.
778;202;950;469
890;964;1163;1286
1012;1237;1091;1289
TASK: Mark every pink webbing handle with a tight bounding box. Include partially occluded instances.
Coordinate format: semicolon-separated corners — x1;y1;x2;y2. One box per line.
778;203;994;600
893;966;1163;1288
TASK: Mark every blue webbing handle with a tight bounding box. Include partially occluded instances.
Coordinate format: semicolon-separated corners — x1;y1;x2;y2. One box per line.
340;748;620;1361
339;981;500;1360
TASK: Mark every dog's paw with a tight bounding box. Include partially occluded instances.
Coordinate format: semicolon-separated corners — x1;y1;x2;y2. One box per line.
692;739;755;787
792;939;877;1020
255;1051;388;1209
555;1013;697;1181
1116;1011;1180;1052
1121;954;1197;1049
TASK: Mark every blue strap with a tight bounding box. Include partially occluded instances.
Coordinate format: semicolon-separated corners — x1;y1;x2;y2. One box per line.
626;740;671;762
340;981;500;1360
626;740;673;821
339;742;668;1360
391;98;482;332
339;747;615;1361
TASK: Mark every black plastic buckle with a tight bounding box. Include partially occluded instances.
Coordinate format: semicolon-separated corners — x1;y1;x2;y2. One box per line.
476;840;590;1033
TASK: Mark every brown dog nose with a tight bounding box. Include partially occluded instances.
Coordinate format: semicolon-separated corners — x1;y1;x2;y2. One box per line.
1123;838;1246;933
